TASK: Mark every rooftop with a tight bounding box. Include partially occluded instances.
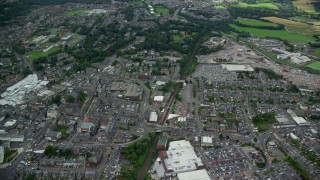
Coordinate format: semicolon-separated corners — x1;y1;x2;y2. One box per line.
177;169;211;180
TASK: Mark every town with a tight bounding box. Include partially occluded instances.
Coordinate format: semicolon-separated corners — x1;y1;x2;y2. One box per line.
0;0;319;179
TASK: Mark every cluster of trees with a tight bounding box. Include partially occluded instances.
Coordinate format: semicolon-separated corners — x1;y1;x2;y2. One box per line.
44;146;74;158
120;133;154;178
228;7;276;19
233;20;284;30
284;156;312;180
161;81;175;93
180;56;198;77
252;112;276;131
254;67;283;80
78;91;87;104
49;95;62;105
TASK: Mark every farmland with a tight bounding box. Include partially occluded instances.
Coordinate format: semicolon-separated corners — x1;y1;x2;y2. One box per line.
292;0;318;13
229;24;317;42
236;18;278;28
305;61;320;71
263;16;320;35
237;2;279;10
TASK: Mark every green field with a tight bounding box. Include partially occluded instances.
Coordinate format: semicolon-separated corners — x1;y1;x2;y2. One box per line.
305;61;320;71
215;5;225;9
238;2;279;10
154;6;169;14
65;9;87;16
173;34;183;42
28;46;61;61
230;24;316;42
237;18;278;27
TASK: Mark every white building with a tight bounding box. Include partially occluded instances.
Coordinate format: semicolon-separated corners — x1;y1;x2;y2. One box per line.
177;169;211;180
0;74;52;106
221;64;254;72
272;48;311;64
201;136;213;147
151;140;205;179
290;132;299;140
149;112;158;123
154;96;164;102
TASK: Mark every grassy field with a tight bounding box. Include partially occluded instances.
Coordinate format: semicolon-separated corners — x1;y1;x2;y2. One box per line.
28;46;61;61
263;16;320;35
173;34;183;42
237;18;278;27
230;24;317;42
65;9;87;16
154;6;169;14
293;0;318;13
304;61;320;71
215;5;225;9
238;2;279;10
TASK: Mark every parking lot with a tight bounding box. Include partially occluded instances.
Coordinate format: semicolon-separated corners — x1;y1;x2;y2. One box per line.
201;145;251;178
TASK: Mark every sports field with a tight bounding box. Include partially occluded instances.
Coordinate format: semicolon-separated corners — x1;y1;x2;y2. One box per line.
304;61;320;71
65;9;87;16
154;6;169;14
238;3;279;10
230;24;316;42
28;46;61;61
292;0;317;13
237;18;278;27
263;16;320;35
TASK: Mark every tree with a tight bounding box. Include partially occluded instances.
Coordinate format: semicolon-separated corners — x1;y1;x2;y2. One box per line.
219;134;224;140
66;95;75;103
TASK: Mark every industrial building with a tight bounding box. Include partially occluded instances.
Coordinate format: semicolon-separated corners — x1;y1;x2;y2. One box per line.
287;109;310;126
0;74;52;106
151;140;205;179
221;64;254;72
272;48;311;64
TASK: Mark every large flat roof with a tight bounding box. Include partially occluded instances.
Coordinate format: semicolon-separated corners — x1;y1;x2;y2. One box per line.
221;64;254;72
177;169;211;180
149;112;158;122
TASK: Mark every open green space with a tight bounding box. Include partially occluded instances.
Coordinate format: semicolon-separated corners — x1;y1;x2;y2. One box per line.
28;46;61;61
304;61;320;71
237;2;279;10
237;18;278;28
65;9;87;16
154;6;169;14
133;0;145;7
230;24;316;42
215;5;225;9
173;34;183;42
252;112;277;131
